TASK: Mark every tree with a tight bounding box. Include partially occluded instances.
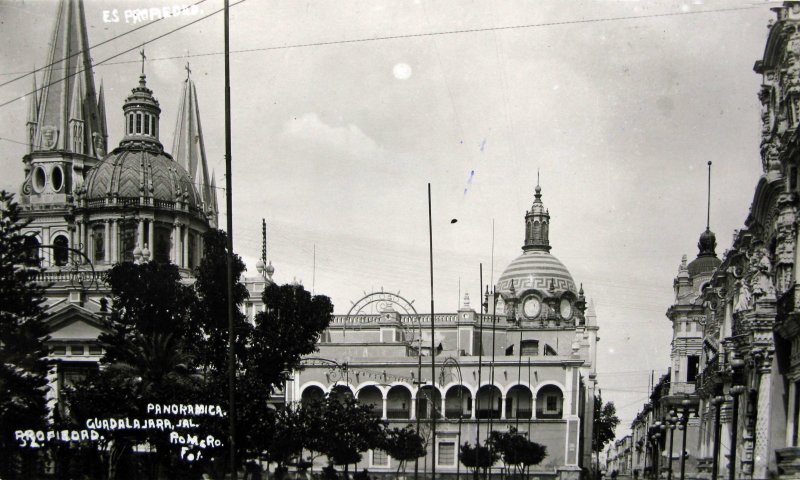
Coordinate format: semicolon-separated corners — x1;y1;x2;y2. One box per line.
459;442;499;480
68;261;203;480
593;395;620;454
383;424;426;476
0;191;50;479
317;397;387;479
488;429;546;479
249;282;333;391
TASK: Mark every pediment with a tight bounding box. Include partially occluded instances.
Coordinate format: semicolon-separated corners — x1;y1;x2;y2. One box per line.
46;304;107;342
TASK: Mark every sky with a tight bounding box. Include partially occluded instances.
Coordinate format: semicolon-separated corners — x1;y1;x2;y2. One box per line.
0;0;778;437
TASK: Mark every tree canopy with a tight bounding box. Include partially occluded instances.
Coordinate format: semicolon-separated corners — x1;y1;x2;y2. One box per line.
593;395;620;453
0;191;50;479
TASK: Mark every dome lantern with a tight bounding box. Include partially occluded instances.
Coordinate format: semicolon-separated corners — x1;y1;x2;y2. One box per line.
523;183;551;252
120;51;163;151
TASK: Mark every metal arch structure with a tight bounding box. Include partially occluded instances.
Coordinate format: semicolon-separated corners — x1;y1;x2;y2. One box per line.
31;243;102;292
344;289;422;345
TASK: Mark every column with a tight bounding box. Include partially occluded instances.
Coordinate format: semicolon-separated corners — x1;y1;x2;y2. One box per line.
383;395;388;420
71;221;79;264
410;396;416;420
147;220;154;256
137;218;145;250
788;381;798;446
441;397;447;420
182;225;189;268
109;219;117;263
172;222;180;265
500;395;507;420
104;220;110;264
753;357;774;479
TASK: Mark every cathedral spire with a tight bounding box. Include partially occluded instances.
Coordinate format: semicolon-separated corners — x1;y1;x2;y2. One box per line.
26;70;38;153
172;69;217;226
522;181;551;252
97;80;108;146
34;0;103;155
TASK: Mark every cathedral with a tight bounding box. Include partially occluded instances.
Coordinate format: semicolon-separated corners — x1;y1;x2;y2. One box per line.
17;0;220;411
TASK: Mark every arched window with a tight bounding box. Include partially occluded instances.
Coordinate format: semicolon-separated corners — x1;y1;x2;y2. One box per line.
536;385;564;419
22;235;40;266
119;223;136;262
53;235;69;266
154;224;172;264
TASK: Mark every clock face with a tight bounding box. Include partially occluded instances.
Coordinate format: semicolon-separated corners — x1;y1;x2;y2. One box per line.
560;298;573;319
523;297;541;319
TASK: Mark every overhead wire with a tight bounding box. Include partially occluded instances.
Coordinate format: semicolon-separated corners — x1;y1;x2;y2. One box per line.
0;0;248;110
0;0;212;88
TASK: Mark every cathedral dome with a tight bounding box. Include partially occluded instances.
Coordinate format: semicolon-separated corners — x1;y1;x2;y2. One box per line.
82;147;201;212
497;249;577;295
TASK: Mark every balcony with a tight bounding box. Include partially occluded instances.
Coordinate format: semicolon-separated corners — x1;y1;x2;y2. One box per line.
386;409;411;419
444;409;471;419
535;410;563;420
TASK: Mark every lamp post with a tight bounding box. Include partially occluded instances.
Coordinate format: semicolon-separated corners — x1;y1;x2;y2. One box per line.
441;357;464;480
651;422;663;480
710;395;725;480
728;386;746;480
665;411;678;480
678;398;695;480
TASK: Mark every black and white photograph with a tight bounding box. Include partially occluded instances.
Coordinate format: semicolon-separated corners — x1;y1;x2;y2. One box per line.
0;1;797;479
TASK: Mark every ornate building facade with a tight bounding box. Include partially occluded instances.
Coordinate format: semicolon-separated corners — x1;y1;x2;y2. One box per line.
288;185;600;479
630;3;800;479
17;0;220;412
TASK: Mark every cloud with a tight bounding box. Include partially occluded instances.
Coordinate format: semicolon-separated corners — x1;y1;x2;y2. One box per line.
282;112;381;158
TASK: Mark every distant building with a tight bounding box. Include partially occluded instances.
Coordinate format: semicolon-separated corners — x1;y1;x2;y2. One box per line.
289;184;600;479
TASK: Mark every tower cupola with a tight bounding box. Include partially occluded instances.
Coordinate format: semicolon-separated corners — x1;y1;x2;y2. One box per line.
523;183;551;252
120;57;162;151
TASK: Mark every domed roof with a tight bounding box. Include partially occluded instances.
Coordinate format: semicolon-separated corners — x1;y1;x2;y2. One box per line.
497;249;577;295
82;146;201;212
688;228;721;277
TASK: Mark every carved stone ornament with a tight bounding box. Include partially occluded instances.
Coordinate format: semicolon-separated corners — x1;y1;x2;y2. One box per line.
41;126;58;150
734;278;753;314
93;133;105;157
749;248;776;300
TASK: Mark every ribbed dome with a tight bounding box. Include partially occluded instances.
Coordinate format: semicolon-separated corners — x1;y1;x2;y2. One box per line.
82;146;201;211
688;254;721;277
497;250;577;295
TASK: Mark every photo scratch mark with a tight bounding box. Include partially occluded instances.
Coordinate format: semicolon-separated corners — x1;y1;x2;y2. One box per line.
463;170;475;195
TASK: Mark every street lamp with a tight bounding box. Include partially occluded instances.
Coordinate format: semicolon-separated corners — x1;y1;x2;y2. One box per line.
665;411;679;480
677;398;695;480
440;357;464;480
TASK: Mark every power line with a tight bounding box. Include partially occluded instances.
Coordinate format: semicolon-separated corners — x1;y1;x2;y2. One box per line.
0;3;770;77
0;0;248;110
0;0;212;88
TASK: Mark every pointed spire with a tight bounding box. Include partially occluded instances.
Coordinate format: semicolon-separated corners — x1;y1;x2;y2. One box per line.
172;74;217;226
34;0;102;155
97;80;107;139
26;69;38;124
69;68;83;122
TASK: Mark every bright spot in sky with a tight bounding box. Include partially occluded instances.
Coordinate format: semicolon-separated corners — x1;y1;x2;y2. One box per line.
608;348;615;354
393;63;412;80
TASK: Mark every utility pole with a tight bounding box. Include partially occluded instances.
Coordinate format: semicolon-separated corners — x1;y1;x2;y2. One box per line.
223;0;236;478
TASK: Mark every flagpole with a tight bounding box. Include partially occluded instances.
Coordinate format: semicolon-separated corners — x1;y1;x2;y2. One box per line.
428;183;437;480
223;0;237;478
